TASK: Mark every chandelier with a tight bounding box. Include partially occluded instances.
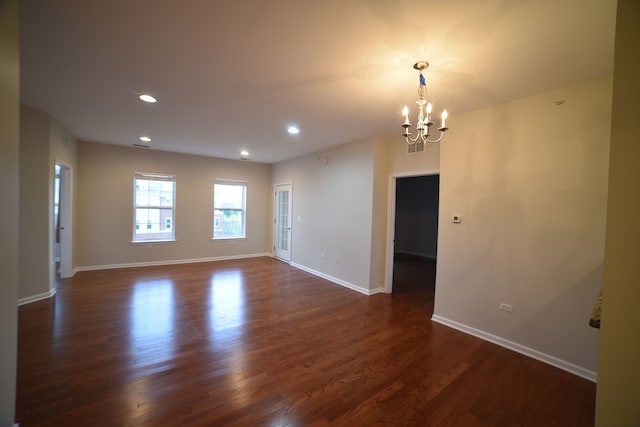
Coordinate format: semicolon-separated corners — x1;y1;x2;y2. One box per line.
401;61;449;145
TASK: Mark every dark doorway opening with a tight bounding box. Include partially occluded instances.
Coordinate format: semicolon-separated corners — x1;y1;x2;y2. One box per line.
391;175;439;314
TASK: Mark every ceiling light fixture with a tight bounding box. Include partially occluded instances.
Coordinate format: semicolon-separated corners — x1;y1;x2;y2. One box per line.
240;150;249;156
287;125;300;135
139;136;151;142
401;61;449;145
138;94;157;103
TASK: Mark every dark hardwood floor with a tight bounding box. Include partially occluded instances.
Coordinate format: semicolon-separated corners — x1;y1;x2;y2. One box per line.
17;255;595;426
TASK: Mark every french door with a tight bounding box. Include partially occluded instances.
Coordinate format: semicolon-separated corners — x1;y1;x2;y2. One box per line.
274;183;292;261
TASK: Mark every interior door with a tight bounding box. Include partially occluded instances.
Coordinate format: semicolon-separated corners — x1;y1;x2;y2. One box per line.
274;183;292;262
56;163;73;279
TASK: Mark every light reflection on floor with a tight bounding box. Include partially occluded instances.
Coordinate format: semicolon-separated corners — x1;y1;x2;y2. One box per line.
129;279;175;365
209;270;246;338
209;270;249;405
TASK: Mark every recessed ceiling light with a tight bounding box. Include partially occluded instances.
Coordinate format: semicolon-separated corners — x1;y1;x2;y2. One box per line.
138;94;157;103
287;125;300;135
240;150;249;156
139;136;151;142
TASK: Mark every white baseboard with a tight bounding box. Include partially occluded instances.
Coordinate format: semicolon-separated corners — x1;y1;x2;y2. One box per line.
431;315;597;382
74;252;272;272
272;254;290;264
290;262;383;296
18;288;56;306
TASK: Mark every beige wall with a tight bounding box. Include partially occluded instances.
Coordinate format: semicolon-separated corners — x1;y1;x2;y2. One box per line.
376;76;611;376
0;0;19;424
18;107;79;301
50;117;79;166
388;134;441;173
272;139;378;293
368;138;390;292
19;106;51;299
76;142;272;268
433;76;612;375
596;1;640;425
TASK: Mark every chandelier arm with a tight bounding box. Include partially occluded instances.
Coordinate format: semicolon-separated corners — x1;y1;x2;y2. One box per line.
404;133;422;145
424;130;447;143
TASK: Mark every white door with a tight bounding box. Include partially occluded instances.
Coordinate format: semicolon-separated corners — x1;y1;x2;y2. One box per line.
274;183;292;261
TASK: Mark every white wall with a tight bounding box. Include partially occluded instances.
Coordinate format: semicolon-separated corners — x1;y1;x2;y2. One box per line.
433;76;612;376
272;139;379;294
596;1;640;424
76;141;272;268
0;1;19;424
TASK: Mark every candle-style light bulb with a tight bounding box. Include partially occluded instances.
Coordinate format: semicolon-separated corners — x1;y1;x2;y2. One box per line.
426;103;433;122
441;110;448;128
402;105;410;125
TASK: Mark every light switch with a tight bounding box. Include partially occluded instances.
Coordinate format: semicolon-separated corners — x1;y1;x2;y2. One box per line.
452;215;462;224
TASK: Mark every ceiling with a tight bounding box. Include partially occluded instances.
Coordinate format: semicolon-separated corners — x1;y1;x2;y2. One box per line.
20;0;617;164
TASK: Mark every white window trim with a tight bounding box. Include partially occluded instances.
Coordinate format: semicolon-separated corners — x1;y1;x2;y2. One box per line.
130;239;178;245
212;179;247;240
132;172;177;244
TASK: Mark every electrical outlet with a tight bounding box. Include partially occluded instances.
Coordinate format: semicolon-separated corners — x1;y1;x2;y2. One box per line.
499;303;513;313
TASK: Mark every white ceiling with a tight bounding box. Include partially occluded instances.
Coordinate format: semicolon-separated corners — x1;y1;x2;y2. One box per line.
20;0;617;164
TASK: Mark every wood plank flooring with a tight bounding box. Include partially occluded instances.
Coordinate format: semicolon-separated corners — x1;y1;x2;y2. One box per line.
16;255;595;426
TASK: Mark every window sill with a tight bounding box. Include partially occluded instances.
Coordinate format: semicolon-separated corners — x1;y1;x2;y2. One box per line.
211;237;246;242
130;239;177;245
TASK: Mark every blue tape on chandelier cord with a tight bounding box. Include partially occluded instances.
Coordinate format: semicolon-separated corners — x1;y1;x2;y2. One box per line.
419;73;426;86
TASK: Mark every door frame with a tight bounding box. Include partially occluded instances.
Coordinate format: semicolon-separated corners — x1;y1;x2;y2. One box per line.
384;168;440;293
273;182;293;262
52;161;73;286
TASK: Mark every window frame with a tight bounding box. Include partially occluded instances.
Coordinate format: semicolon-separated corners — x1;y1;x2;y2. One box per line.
212;180;247;240
132;172;177;244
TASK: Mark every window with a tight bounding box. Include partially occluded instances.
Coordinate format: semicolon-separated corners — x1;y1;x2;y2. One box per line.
133;173;176;242
213;181;246;239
